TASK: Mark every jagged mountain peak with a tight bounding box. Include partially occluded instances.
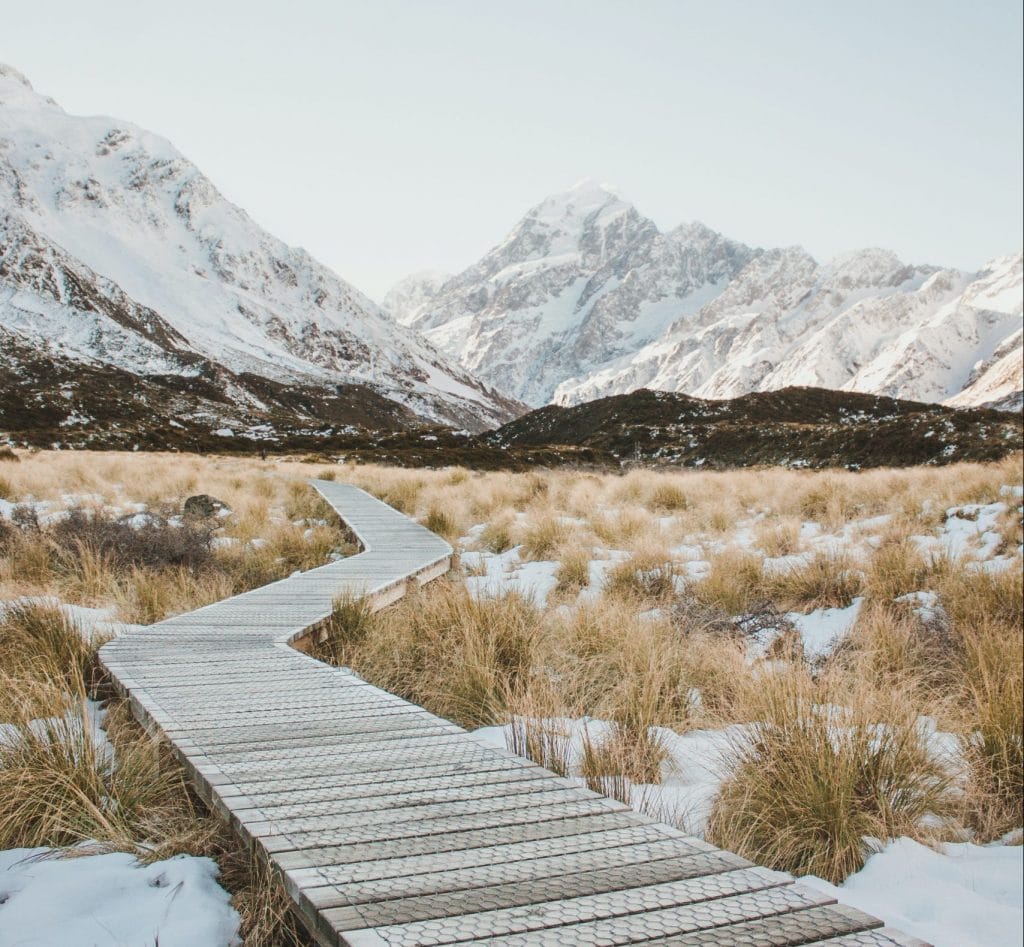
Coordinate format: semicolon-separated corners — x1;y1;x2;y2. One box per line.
0;63;520;435
387;186;756;405
533;178;628;216
0;63;61;112
384;174;1020;412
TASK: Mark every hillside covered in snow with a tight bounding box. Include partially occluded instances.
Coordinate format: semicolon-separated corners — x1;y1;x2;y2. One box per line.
0;64;520;440
384;181;1023;412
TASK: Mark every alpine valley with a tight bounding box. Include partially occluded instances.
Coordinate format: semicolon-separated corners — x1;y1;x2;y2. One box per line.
384;180;1023;413
1;62;1020;463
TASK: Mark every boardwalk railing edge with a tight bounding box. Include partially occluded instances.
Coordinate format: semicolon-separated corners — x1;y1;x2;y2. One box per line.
96;479;928;947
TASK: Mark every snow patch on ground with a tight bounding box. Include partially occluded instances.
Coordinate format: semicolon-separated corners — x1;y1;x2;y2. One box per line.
801;837;1023;947
0;847;241;947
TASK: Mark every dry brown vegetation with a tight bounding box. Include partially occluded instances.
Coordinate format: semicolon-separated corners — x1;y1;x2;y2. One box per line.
0;601;311;946
0;452;353;624
1;448;1021;927
325;453;1023;880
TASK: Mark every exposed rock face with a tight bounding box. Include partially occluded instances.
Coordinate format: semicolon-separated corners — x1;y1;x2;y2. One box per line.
0;63;520;435
386;179;1022;412
387;180;757;406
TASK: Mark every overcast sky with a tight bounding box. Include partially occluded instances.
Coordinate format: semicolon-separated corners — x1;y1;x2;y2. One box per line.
5;0;1022;299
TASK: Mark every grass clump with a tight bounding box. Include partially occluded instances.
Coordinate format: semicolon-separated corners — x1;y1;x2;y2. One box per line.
479;518;515;553
520;516;568;560
332;584;543;727
423;506;459;541
0;602;103;695
604;551;677;603
707;675;955;884
760;552;862;610
555;546;591;594
648;481;689;512
957;621;1023;839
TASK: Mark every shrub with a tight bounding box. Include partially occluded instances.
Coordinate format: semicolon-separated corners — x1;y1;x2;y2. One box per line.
50;508;214;572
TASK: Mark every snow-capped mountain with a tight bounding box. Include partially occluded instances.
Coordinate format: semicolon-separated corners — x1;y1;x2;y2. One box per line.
386;179;756;406
386;181;1022;411
555;249;1023;409
382;271;452;327
0;64;519;434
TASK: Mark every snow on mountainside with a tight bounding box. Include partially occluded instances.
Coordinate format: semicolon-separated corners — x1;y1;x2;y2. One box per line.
387;179;756;406
386;181;1022;412
382;271;452;327
0;63;518;433
556;249;1023;408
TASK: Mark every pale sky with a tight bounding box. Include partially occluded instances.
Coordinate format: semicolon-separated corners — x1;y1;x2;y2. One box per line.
5;0;1023;300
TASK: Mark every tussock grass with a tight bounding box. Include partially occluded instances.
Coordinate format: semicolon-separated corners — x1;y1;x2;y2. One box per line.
754;518;803;557
0;602;103;696
326;584;543;727
2;450;1020;917
555;545;591;594
707;674;955;883
862;538;939;602
581;724;668;801
957;621;1023;839
647;481;689;512
690;549;765;614
760;552;862;610
603;549;677;604
590;509;652;547
423;506;460;541
479;517;515;554
520;516;569;560
834;601;955;700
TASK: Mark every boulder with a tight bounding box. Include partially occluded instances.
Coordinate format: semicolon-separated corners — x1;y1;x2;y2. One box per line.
183;494;229;519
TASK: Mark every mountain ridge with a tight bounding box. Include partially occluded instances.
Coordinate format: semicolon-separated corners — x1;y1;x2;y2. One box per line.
0;64;521;436
384;181;1023;412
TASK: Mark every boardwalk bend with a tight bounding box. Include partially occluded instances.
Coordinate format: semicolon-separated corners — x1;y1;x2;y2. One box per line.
99;480;926;947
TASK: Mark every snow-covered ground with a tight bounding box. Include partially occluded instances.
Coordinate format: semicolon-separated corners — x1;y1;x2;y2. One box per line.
803;838;1023;947
461;487;1024;947
0;847;240;947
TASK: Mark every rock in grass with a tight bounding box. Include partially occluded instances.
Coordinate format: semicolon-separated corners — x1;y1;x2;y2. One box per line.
183;494;229;519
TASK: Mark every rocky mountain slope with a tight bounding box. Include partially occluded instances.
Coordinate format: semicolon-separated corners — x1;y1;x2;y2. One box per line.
0;64;519;438
384;180;757;406
385;183;1022;412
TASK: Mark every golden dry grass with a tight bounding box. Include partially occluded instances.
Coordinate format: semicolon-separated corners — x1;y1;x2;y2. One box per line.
1;448;1021;897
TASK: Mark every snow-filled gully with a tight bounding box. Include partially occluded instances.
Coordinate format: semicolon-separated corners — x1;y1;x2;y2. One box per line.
98;481;925;947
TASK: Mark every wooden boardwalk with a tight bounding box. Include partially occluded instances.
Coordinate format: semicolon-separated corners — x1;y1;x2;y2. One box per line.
99;480;926;947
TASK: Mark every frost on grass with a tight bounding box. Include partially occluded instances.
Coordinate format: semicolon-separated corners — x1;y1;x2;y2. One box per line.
0;847;240;947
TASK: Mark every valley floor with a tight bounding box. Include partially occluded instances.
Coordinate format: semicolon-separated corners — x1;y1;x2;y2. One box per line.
0;451;1021;946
